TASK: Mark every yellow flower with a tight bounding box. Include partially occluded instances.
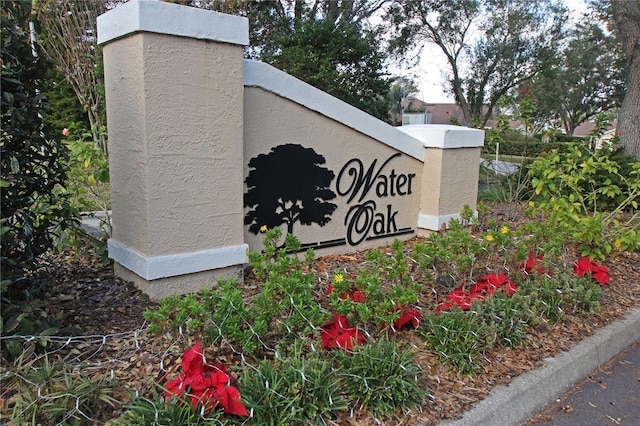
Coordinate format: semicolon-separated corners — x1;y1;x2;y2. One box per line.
87;175;96;186
485;234;494;242
259;225;267;233
535;187;541;195
334;273;344;284
614;239;621;250
500;225;509;234
84;159;91;168
529;201;536;208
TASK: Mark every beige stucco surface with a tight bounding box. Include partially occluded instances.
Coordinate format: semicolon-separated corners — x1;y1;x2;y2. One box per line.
103;32;245;258
243;87;423;254
421;147;481;216
114;263;243;300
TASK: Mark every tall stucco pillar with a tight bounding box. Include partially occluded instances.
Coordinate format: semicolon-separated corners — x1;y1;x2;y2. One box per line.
97;0;249;299
397;125;484;232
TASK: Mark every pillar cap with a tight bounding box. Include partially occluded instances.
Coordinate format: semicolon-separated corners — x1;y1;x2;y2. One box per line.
397;124;485;149
98;0;249;46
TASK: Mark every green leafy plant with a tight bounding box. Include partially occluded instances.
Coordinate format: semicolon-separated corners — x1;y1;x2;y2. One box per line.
411;219;483;284
1;0;76;298
420;308;494;376
335;337;427;418
528;142;640;259
5;353;119;425
240;341;347;425
145;228;328;353
117;387;228;426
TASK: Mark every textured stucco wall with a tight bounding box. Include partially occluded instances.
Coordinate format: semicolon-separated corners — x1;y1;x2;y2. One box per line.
421;147;481;217
243;87;423;254
104;32;245;258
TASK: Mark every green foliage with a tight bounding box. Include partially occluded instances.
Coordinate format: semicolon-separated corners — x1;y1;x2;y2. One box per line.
329;239;420;331
44;68;90;132
1;1;75;294
421;308;494;376
335;337;426;418
529;143;640;258
475;292;534;348
411;219;483;284
240;341;347;425
63;122;110;212
519;272;602;323
261;18;391;120
117;386;228;426
5;353;119;425
145;228;327;353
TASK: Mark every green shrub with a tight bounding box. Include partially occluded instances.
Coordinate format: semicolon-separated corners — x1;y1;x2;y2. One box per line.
240;342;347;425
6;354;119;425
335;337;427;418
1;1;75;296
420;308;494;376
117;386;230;425
144;229;328;353
528;143;640;258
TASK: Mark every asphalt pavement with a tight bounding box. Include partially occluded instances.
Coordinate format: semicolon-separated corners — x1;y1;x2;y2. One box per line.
528;340;639;425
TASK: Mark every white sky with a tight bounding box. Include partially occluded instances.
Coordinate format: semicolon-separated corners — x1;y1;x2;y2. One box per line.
393;0;588;103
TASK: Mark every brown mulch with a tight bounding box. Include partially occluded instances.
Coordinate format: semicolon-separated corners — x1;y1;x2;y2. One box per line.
2;205;640;425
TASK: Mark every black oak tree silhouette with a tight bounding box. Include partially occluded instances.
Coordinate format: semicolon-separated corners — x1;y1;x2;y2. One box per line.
244;144;337;235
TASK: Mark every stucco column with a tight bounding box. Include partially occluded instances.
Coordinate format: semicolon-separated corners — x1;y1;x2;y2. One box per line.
98;0;249;299
397;125;484;232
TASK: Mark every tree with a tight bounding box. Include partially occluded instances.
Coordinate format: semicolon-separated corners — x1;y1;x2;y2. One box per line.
532;19;625;135
260;18;391;119
244;144;337;235
198;1;393;120
35;0;109;153
1;1;74;287
386;0;567;127
388;76;418;126
611;0;640;158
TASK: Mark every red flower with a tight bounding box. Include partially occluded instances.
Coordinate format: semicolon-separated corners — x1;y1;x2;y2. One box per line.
165;342;248;417
522;252;547;275
437;274;517;313
320;313;364;350
327;285;367;303
393;306;422;330
573;257;610;286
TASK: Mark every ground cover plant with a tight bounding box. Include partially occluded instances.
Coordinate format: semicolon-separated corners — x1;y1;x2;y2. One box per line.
1;144;638;425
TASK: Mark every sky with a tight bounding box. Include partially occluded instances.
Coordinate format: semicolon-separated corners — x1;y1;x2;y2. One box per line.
396;0;589;103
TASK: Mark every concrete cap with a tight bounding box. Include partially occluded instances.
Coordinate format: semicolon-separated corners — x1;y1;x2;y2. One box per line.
98;0;249;46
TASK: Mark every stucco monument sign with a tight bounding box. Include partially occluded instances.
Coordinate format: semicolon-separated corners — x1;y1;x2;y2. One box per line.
97;0;484;299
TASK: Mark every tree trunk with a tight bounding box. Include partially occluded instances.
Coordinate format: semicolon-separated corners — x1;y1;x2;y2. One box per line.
612;0;640;159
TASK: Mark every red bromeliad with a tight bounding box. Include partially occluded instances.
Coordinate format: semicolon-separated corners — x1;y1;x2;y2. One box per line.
437;273;517;313
392;306;422;330
320;313;365;350
165;342;248;417
573;257;610;286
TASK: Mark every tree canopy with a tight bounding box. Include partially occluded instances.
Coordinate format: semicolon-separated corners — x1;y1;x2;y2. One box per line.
198;0;393;120
532;18;625;135
386;0;567;127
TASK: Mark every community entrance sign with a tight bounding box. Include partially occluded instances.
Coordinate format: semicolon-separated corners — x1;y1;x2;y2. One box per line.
98;0;484;299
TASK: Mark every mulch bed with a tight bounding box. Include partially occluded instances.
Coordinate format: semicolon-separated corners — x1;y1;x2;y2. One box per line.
2;204;639;425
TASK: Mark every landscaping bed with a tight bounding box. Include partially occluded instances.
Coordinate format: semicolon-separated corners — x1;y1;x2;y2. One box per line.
2;203;639;425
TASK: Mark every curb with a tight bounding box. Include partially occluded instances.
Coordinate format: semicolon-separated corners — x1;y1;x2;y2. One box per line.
440;307;640;426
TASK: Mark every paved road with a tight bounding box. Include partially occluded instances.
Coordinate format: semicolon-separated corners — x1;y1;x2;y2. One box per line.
527;340;640;425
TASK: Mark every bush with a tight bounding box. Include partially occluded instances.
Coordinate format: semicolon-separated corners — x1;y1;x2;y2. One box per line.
1;2;75;286
336;337;427;418
240;342;347;425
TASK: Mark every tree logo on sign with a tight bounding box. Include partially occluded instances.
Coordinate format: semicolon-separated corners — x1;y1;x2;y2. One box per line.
244;144;337;235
